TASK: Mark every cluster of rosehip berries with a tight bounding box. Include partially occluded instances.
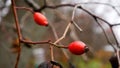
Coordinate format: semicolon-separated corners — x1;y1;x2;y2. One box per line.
33;12;89;55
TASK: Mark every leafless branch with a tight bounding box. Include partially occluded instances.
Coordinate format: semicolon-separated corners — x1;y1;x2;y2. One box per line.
11;0;120;67
49;22;70;59
77;2;120;16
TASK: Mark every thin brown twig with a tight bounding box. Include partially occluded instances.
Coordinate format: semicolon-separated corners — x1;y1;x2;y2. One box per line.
20;39;68;48
14;43;21;68
11;0;22;40
11;0;22;68
16;7;34;13
50;45;54;61
20;39;50;44
49;42;68;48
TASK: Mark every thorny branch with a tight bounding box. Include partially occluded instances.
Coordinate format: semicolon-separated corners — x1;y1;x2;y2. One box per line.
11;0;120;68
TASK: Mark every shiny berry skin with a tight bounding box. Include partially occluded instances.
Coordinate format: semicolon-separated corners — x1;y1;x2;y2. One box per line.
33;12;48;26
68;41;88;55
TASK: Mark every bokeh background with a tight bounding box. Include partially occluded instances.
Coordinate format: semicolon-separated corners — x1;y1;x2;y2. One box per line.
0;0;120;68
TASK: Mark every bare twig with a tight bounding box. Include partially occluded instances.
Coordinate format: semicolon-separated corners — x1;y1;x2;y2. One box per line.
43;4;120;48
50;45;54;61
16;7;34;13
12;0;120;67
77;2;120;16
72;21;83;32
79;6;120;48
110;27;120;48
49;42;68;48
11;0;22;40
14;43;21;68
94;18;116;51
54;22;72;44
11;0;22;68
49;23;70;59
71;4;83;32
21;39;68;48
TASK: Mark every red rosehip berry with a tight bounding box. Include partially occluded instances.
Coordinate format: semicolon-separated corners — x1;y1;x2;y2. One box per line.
33;12;48;26
68;41;89;55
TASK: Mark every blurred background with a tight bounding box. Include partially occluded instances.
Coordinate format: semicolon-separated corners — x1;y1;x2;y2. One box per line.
0;0;120;68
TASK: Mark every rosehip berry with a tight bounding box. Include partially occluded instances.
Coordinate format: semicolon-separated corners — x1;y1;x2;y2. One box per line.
33;12;48;26
68;41;89;55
